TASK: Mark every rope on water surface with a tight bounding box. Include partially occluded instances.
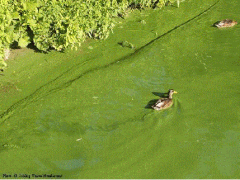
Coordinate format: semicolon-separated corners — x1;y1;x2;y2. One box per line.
0;0;220;124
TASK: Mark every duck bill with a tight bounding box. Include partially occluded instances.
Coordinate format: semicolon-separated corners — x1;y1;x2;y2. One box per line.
173;91;178;94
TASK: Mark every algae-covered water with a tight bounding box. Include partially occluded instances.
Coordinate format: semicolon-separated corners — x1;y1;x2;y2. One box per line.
1;0;240;178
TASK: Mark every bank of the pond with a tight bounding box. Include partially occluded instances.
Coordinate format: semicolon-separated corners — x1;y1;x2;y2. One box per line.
1;0;240;179
0;0;180;69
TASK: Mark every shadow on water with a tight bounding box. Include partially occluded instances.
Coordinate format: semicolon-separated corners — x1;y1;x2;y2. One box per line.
145;92;168;109
0;69;4;76
212;21;221;27
27;42;45;53
0;0;220;123
152;92;168;97
145;99;159;109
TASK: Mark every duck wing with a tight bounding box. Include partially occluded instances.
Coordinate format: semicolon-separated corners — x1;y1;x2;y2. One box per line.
152;98;172;110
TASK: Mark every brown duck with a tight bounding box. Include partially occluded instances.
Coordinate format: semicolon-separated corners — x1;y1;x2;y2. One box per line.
214;19;237;28
152;89;177;110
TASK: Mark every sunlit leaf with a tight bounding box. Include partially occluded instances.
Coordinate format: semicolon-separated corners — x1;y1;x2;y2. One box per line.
18;36;30;47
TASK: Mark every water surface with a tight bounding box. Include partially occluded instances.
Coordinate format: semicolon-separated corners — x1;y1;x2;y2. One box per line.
0;0;240;178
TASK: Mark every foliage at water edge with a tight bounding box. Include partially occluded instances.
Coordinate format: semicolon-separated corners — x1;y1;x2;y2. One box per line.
0;0;178;69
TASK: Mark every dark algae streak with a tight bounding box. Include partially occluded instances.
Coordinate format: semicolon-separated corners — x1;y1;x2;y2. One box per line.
0;0;220;124
1;0;240;178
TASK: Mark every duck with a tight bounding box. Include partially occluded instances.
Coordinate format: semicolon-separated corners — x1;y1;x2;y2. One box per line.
214;19;237;28
152;89;177;110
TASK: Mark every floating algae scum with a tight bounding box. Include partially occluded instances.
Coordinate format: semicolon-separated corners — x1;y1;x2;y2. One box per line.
1;0;240;178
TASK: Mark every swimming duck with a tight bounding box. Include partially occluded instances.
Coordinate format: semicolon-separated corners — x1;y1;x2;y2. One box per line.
152;89;177;110
214;19;237;28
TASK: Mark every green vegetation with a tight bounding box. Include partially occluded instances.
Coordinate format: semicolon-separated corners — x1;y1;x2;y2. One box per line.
0;0;179;69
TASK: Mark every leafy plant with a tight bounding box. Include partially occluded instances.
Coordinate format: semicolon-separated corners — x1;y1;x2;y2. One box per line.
0;0;178;69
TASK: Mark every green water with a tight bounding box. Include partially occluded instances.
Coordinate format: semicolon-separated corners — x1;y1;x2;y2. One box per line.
1;0;240;178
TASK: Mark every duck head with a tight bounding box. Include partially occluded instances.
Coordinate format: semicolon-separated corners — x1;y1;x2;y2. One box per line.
168;89;177;99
